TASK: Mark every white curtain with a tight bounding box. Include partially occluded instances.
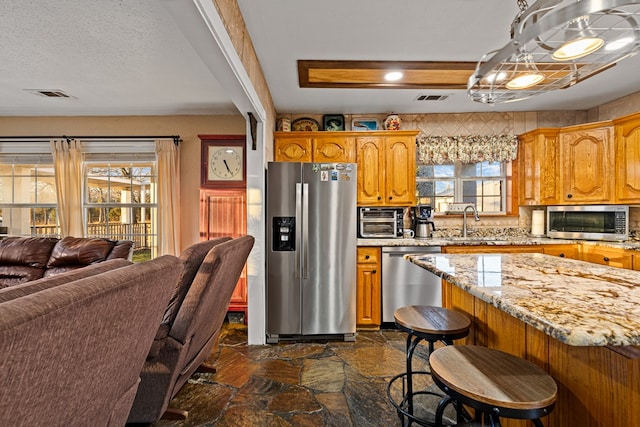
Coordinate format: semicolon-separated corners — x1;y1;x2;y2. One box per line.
51;139;84;237
155;139;180;256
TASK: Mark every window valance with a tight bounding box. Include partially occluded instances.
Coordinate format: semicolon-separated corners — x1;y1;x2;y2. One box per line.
416;134;518;164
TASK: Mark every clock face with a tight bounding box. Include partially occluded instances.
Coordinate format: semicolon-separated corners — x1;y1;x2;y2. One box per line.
209;146;243;181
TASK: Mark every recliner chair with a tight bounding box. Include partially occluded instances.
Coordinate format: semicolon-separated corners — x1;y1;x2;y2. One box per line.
127;235;255;424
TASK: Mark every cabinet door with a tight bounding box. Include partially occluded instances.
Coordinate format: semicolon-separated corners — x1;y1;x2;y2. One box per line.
614;113;640;203
384;136;416;206
559;125;613;203
356;247;381;328
356;137;385;205
581;245;633;270
200;189;248;315
442;245;542;254
542;244;579;260
518;131;539;206
274;136;312;162
313;136;355;163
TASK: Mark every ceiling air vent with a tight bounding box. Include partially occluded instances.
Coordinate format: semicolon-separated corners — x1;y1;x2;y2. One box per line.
24;89;74;98
415;94;449;101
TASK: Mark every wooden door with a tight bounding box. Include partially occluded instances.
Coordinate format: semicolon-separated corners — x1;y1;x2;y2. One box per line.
517;130;539;206
312;135;355;163
274;135;312;162
559;123;614;203
384;136;416;206
200;188;248;317
356;247;381;328
614;113;640;203
356;137;385;205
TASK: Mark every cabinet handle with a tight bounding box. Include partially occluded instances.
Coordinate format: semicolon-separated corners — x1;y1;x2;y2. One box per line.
372;269;377;274
567;193;573;199
377;196;382;200
389;196;393;200
365;255;370;260
603;256;610;262
559;253;565;257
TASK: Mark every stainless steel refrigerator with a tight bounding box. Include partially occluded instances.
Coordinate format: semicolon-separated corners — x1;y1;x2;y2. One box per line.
266;161;357;343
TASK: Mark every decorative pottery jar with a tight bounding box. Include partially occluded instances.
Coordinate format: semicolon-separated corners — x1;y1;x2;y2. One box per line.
384;113;402;130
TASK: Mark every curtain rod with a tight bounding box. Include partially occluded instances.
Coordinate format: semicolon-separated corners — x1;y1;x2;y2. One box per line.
0;135;182;146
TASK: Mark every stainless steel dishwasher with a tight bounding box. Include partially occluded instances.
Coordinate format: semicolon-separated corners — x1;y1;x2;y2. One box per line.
382;246;442;323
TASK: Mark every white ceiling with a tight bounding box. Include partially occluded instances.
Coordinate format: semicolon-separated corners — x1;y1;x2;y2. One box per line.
2;0;640;117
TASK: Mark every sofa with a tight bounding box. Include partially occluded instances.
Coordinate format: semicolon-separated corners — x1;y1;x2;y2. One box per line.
0;254;180;427
0;236;134;289
127;235;255;423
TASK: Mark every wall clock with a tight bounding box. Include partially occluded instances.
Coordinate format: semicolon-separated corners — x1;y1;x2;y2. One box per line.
201;139;246;188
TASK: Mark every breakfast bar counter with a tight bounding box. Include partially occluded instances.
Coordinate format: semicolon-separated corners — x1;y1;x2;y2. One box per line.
405;252;640;346
405;252;640;426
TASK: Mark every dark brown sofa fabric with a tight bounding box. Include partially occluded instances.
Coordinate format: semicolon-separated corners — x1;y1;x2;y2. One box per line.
0;258;132;304
0;237;59;286
0;255;181;427
127;235;255;424
0;236;134;288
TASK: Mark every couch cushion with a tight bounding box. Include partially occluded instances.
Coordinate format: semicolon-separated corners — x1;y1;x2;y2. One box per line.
0;258;132;304
46;236;116;269
107;240;134;261
0;237;59;287
147;238;232;360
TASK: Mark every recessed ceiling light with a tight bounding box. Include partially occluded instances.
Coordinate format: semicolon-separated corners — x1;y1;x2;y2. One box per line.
384;71;403;81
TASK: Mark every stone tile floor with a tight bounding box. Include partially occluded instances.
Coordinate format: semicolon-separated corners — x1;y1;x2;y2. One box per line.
152;323;446;427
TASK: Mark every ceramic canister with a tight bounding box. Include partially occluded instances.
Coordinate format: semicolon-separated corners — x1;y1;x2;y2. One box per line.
384;114;402;130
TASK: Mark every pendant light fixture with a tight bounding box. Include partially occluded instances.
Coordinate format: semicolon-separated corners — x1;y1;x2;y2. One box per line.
505;51;546;89
468;0;640;104
551;16;605;60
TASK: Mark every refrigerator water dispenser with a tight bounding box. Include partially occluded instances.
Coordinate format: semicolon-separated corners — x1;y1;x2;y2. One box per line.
272;217;295;251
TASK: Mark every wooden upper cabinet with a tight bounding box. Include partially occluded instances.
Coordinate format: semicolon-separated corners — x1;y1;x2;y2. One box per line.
356;137;385;205
312;135;355;163
274;132;355;163
384;135;416;206
518;128;559;206
613;112;640;203
356;130;418;206
274;135;312;162
559;122;614;204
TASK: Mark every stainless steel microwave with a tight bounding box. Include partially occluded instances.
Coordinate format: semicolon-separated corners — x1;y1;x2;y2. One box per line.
547;205;629;241
358;207;404;238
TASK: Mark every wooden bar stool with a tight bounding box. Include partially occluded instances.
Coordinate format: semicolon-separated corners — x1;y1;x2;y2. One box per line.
387;305;471;427
429;345;557;427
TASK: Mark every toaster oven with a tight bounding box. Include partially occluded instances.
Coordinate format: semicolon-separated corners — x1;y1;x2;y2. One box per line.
358;207;404;238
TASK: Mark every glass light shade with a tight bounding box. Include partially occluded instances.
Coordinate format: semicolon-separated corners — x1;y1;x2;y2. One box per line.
552;36;605;60
506;72;545;89
505;51;545;90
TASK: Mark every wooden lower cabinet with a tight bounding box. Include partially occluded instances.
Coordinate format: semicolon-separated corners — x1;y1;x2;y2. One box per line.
581;245;633;269
442;245;543;254
542;244;580;260
444;281;640;426
356;247;381;329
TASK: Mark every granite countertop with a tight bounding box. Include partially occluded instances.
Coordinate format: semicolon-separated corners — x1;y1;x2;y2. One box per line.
357;236;640;251
405;252;640;347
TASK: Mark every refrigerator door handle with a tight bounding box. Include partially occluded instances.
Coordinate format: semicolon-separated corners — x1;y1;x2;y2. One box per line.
302;183;309;279
295;182;302;279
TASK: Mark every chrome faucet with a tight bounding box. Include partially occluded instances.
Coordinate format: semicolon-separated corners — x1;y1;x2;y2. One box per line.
462;204;480;238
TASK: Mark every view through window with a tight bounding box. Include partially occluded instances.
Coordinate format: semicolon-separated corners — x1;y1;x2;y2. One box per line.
416;161;506;213
85;162;157;262
0;162;59;237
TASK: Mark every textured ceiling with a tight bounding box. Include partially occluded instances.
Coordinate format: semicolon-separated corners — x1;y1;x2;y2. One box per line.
2;1;640;117
0;0;237;116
